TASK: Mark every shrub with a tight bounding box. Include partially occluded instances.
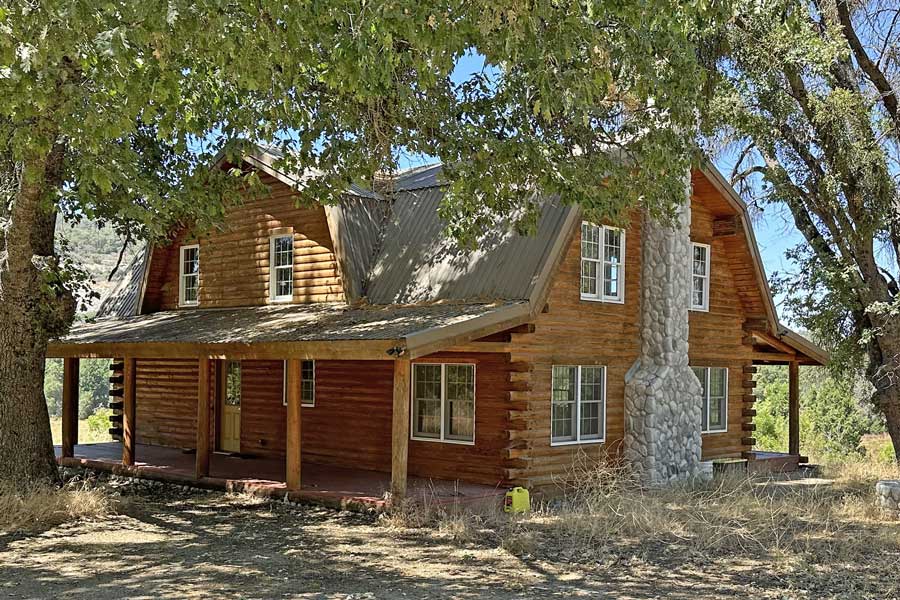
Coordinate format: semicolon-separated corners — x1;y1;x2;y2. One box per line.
86;408;112;439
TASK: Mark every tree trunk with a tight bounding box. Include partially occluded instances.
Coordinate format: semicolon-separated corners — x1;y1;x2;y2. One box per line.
0;144;73;485
881;386;900;461
869;333;900;462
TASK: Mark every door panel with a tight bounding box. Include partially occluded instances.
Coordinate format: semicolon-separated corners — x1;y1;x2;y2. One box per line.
219;360;241;452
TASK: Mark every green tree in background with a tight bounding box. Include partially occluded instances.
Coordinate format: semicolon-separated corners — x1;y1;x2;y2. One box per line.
43;358;110;419
708;0;900;459
1;1;732;485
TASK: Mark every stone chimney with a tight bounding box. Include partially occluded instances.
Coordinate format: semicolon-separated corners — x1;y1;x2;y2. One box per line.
623;171;703;484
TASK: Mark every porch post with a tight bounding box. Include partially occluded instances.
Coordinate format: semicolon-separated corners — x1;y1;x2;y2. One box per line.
122;357;137;466
788;360;800;456
391;358;411;500
285;358;302;490
195;356;211;478
61;357;80;458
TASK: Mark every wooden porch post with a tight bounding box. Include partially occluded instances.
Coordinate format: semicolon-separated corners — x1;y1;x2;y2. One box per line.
391;358;411;500
788;360;800;456
195;356;211;479
61;357;79;458
122;357;137;466
285;358;302;490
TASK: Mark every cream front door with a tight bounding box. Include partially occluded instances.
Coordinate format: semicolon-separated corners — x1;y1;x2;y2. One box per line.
220;360;241;453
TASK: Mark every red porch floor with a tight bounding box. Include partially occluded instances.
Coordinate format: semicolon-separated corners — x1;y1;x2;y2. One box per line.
56;443;504;511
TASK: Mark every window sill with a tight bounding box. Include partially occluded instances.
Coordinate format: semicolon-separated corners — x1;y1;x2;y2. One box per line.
550;438;606;447
411;436;475;446
178;302;199;308
702;429;728;435
689;306;710;313
270;296;294;304
579;296;624;305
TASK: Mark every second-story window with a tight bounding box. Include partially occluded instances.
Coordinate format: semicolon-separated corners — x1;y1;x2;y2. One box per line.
581;221;625;303
179;244;199;306
270;234;294;302
691;243;710;311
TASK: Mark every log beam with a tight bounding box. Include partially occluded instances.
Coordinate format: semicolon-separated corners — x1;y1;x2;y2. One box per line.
391;358;411;500
788;360;800;456
122;358;137;466
61;357;79;458
195;356;211;478
285;358;302;490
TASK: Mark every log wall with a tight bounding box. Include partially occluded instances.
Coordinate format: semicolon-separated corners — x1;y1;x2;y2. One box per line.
141;172;344;312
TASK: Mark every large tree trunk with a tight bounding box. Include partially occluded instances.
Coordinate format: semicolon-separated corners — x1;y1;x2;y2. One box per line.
869;333;900;461
0;145;74;485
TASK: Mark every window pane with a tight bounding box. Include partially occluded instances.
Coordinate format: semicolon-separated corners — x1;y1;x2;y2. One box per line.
709;368;726;397
445;365;475;441
692;276;705;308
301;360;314;405
693;367;708;431
708;368;727;430
604;264;619;298
579;366;604;440
693;245;707;275
276;267;293;297
225;362;241;406
181;247;199;304
604;228;621;262
551;366;577;442
581;222;599;259
581;259;598;296
274;236;293;267
413;365;442;438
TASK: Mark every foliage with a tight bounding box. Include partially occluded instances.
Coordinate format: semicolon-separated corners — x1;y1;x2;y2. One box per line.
43;358;110;418
754;365;883;460
85;408;112;439
706;0;900;458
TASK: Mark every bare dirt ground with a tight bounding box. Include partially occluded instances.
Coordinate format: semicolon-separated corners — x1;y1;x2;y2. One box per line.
1;480;898;600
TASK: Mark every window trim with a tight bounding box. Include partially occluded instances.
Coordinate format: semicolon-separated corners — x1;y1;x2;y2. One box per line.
178;244;200;307
410;362;476;446
550;364;607;447
282;360;316;408
269;234;294;303
693;366;728;434
690;242;711;312
580;222;625;304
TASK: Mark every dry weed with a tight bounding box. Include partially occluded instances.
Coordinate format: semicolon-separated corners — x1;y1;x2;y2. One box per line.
0;479;111;533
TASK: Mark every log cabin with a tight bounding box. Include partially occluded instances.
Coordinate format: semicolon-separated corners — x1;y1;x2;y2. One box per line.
49;147;826;508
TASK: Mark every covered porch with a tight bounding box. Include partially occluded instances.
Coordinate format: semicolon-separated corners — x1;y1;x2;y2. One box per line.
55;442;502;510
746;326;830;466
49;302;530;508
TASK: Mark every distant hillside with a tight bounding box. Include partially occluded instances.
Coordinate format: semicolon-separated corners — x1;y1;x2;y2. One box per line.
56;219;141;314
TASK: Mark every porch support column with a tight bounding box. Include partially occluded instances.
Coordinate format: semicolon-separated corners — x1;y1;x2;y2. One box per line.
285;358;302;490
391;358;411;501
122;357;137;466
195;356;211;479
61;357;80;458
788;360;800;456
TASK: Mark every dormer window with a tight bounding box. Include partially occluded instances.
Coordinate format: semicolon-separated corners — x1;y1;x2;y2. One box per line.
269;234;294;302
690;243;710;311
179;244;199;306
580;222;624;303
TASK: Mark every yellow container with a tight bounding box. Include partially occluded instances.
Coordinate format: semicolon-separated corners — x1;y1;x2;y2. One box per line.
504;487;530;513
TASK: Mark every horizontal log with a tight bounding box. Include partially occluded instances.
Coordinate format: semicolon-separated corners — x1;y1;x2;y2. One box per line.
741;437;756;446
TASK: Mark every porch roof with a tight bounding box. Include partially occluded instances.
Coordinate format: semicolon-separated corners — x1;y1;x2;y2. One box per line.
48;301;530;360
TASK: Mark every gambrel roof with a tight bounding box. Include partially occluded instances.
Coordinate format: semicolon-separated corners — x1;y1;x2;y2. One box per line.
74;148;823;364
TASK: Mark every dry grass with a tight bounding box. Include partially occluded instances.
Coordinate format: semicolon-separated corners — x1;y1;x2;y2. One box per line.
0;480;112;533
382;453;900;569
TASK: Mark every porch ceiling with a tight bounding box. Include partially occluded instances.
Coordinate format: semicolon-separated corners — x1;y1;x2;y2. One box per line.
48;301;529;360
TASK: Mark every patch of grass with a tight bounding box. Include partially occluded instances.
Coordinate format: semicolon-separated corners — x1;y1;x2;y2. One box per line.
0;480;111;533
49;417;112;445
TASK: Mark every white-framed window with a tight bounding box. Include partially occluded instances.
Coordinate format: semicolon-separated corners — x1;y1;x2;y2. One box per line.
269;234;294;302
551;365;606;445
411;363;475;444
581;222;624;303
179;244;200;306
692;366;728;433
690;242;710;311
282;360;315;407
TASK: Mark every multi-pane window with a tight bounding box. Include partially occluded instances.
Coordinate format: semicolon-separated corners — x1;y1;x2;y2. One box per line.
581;222;624;303
179;244;199;306
551;365;606;445
691;243;710;311
225;361;241;406
412;363;475;444
692;366;728;433
270;234;294;302
282;360;315;407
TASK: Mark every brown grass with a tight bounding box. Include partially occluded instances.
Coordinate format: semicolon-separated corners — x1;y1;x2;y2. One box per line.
382;453;900;567
0;480;111;533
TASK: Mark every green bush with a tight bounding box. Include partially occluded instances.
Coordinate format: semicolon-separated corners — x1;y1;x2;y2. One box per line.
86;409;112;439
